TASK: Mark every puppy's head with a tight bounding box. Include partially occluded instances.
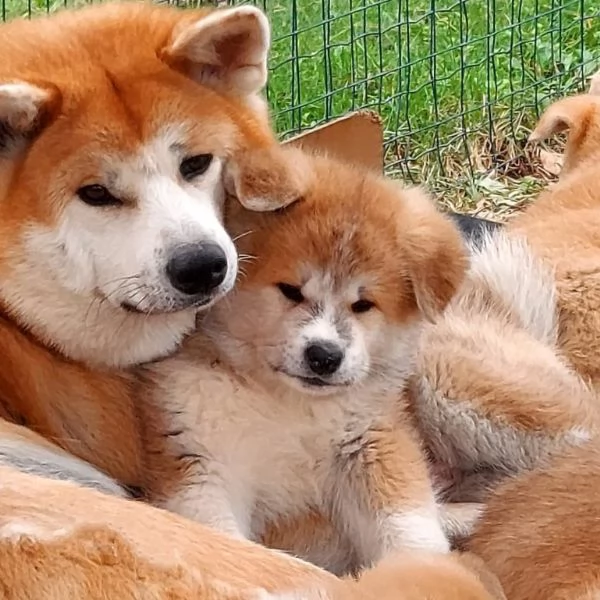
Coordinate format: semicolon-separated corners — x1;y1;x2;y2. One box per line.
529;78;600;176
0;3;283;366
210;148;467;397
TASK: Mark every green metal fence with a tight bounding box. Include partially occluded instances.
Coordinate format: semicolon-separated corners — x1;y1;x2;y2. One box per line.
3;0;600;209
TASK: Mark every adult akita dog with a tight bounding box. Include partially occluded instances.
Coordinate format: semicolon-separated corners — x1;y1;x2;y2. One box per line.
0;1;293;496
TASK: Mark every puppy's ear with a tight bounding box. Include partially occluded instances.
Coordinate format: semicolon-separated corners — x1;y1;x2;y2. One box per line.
529;95;600;173
163;6;269;98
0;81;56;153
401;187;468;321
224;145;313;212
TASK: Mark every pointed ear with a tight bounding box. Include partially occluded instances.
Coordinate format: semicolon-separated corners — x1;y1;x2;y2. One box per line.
400;187;468;321
224;145;313;212
529;95;598;142
163;6;270;98
0;82;54;152
529;95;600;173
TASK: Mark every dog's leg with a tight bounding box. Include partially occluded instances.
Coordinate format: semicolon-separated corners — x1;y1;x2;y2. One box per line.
331;422;449;568
161;475;251;541
410;303;599;504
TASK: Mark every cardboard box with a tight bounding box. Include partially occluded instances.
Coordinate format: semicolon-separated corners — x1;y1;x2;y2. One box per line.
283;111;384;173
284;111;504;236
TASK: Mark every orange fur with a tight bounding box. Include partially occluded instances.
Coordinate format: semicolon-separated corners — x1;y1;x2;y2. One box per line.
452;78;600;599
0;465;504;599
0;3;273;251
353;551;506;600
0;318;141;486
0;1;281;487
407;272;598;502
226;148;467;324
467;439;600;600
401;83;600;515
528;95;600;176
513;87;600;388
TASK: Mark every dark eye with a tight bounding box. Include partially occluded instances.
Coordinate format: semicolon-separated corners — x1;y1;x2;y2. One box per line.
76;185;121;207
180;154;213;181
277;282;305;303
351;299;375;314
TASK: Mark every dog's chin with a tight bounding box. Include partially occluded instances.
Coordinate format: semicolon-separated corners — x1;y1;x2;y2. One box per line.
115;286;234;316
119;295;214;316
274;369;350;397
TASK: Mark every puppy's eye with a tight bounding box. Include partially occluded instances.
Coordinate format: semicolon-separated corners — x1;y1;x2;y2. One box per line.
277;283;305;303
76;185;122;207
180;154;213;181
351;299;375;314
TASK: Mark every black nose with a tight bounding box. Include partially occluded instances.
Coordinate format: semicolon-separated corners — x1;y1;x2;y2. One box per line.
304;341;344;376
166;243;228;296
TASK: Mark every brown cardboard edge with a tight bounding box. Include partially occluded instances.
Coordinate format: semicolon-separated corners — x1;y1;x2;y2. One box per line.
282;110;384;173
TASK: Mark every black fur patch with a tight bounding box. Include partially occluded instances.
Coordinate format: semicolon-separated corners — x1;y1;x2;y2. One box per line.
122;484;146;500
447;212;502;249
0;121;18;153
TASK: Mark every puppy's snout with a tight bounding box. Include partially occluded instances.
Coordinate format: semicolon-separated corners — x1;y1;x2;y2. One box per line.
304;341;344;376
166;243;228;296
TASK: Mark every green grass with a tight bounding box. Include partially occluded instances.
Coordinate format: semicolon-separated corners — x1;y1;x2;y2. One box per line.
3;0;600;216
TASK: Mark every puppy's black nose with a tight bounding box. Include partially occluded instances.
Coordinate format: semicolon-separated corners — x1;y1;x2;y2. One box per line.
305;341;344;376
166;243;228;296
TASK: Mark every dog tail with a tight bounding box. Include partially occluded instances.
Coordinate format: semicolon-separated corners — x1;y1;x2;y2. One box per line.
455;230;558;346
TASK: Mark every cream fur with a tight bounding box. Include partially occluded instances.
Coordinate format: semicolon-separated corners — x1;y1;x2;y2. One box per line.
144;284;446;573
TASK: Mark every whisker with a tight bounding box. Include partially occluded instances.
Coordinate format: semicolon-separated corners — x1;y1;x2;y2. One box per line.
232;230;255;243
100;273;143;289
83;296;101;327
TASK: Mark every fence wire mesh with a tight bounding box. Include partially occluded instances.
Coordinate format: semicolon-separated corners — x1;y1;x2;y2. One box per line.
3;0;600;212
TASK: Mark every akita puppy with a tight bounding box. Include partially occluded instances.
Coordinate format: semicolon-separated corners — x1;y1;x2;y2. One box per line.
142;146;468;573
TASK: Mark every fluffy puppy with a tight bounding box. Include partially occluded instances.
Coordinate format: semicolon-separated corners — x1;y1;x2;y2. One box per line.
407;229;598;505
401;83;600;508
264;229;596;554
449;78;600;600
141;146;468;574
510;90;600;390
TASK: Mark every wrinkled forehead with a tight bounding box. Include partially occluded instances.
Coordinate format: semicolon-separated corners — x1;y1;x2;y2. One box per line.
46;69;239;164
242;224;390;297
300;265;370;301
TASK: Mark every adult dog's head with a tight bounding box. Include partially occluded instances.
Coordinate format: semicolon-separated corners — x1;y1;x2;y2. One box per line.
0;3;284;368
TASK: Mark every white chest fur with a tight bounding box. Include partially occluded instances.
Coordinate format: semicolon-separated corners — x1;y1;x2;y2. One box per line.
146;337;448;571
151;347;384;540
